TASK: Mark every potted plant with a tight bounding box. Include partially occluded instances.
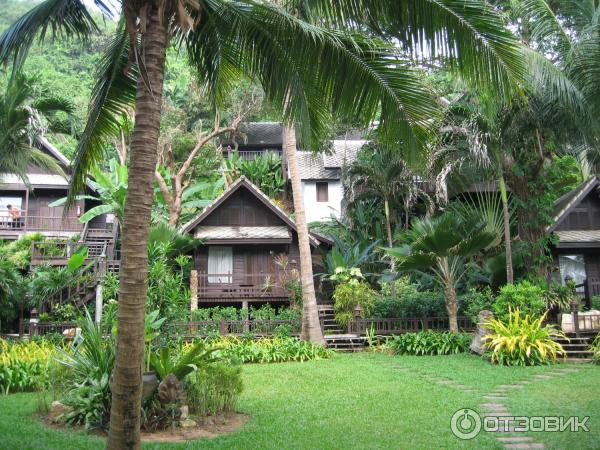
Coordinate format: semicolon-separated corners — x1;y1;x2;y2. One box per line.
143;309;165;399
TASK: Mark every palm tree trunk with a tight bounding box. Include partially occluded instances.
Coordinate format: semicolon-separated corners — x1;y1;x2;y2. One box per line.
384;198;396;295
440;257;458;332
283;124;325;345
499;175;513;284
106;7;167;450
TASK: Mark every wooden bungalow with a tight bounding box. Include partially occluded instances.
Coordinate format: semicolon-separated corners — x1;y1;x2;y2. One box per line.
0;138;107;240
549;177;600;305
181;176;331;308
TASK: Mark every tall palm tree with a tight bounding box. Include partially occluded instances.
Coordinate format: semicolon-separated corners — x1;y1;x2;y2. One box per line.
284;124;324;344
386;211;497;331
0;72;71;182
0;1;524;447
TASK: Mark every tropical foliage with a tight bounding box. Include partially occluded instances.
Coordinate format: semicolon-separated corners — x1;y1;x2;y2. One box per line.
483;309;566;366
386;331;472;356
0;338;56;394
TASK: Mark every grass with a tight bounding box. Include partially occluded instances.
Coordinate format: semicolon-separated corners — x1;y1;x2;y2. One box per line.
0;353;598;449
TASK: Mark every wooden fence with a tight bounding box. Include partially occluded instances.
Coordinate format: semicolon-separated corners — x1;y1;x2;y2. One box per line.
348;316;476;335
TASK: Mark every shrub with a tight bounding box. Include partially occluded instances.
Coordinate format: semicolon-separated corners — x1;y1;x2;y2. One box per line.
483;309;566;366
592;335;600;365
0;339;56;394
590;295;600;311
56;313;115;430
208;337;333;363
333;281;376;327
493;281;546;322
386;331;472;356
185;362;243;416
463;288;495;323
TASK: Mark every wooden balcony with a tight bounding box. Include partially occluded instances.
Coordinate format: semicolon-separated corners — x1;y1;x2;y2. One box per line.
197;272;291;302
222;149;282;161
0;214;83;237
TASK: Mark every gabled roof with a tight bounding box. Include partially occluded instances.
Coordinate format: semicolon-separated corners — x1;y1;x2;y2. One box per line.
181;176;330;246
548;177;599;232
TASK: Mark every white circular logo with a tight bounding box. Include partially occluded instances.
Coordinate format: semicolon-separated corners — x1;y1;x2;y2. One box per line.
451;408;481;440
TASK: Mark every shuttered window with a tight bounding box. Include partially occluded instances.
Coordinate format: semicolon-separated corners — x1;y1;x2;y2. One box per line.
316;182;329;202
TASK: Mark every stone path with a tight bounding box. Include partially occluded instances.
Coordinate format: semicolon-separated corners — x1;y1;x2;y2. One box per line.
477;366;588;449
380;360;591;449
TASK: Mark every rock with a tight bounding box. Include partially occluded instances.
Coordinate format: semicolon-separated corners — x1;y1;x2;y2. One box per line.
179;418;197;428
470;310;494;355
179;405;189;421
49;401;72;424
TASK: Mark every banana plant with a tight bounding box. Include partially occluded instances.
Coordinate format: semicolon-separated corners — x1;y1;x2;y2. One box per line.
49;158;127;223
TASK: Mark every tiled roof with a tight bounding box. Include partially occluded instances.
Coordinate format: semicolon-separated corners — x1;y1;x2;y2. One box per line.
555;230;600;244
297;152;340;180
323;140;365;168
194;226;291;241
297;139;365;180
222;122;283;147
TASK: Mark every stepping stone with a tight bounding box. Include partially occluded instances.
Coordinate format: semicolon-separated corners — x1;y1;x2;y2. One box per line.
435;380;453;384
503;444;544;449
463;389;478;393
514;380;531;385
497;437;533;443
497;384;524;389
484;396;508;401
482;411;510;417
479;403;507;409
531;375;552;380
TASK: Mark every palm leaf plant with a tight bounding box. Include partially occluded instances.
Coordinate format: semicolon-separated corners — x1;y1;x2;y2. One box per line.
0;1;524;445
0;72;72;182
386;210;497;331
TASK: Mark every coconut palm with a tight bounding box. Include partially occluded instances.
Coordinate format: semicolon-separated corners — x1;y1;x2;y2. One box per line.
0;1;525;447
386;211;497;331
0;72;71;182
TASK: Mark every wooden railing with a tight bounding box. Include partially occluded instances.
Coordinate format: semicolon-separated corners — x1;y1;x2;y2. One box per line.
198;272;290;300
223;149;282;161
167;319;300;338
30;241;107;265
20;321;79;337
0;215;83;233
348;316;475;335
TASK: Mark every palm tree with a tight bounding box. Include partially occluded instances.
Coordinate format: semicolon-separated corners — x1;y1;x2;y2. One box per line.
284;125;324;344
347;144;425;279
0;1;524;447
386;211;497;331
0;72;71;182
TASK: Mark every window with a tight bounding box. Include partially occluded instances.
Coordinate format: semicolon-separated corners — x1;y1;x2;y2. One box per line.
207;246;233;283
559;254;586;294
316;182;329;202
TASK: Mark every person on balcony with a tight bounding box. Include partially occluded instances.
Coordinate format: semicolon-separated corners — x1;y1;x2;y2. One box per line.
6;204;23;228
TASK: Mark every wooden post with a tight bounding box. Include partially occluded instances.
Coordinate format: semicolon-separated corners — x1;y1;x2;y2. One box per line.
220;318;226;335
29;308;39;337
23;188;29;232
95;253;107;325
571;298;580;337
190;270;198;312
242;301;249;332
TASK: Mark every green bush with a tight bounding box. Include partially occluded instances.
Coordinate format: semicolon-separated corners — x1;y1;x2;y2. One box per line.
209;337;333;363
463;288;495;323
0;339;56;394
493;281;546;322
333;281;376;327
185;362;243;416
590;295;600;311
386;331;472;356
483;309;566;366
592;335;600;365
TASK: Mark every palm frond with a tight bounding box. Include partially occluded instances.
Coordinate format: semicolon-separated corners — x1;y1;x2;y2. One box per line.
184;1;436;151
291;0;526;98
69;20;137;200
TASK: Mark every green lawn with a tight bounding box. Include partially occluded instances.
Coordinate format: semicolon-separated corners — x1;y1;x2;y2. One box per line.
0;353;598;450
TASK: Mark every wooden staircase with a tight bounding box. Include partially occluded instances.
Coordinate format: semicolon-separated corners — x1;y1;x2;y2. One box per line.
554;331;598;363
318;305;366;352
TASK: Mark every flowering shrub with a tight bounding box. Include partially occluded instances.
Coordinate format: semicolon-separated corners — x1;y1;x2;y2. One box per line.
386;331;472;356
0;339;56;394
